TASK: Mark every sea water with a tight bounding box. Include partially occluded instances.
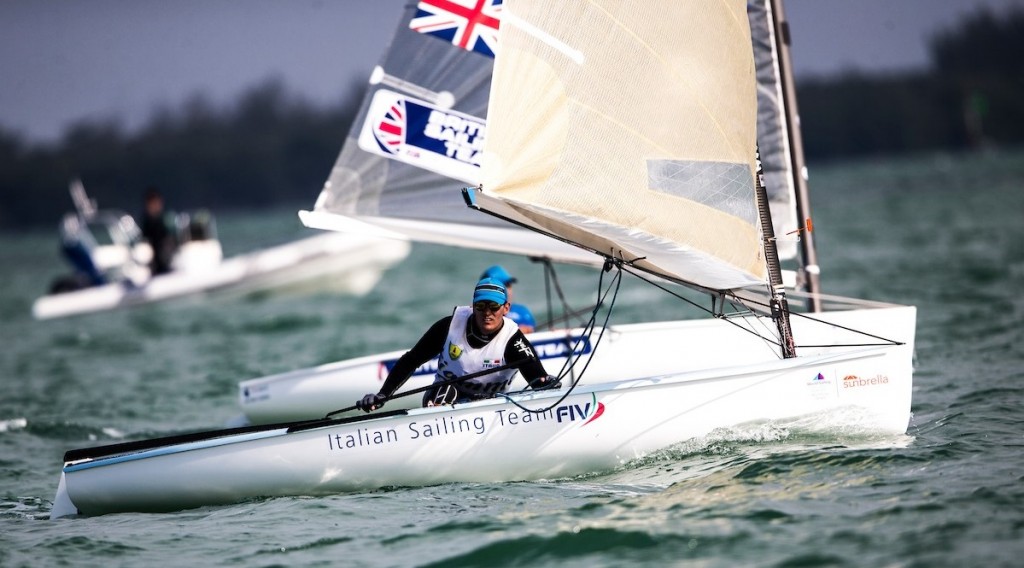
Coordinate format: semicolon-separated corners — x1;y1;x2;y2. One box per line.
1;149;1023;567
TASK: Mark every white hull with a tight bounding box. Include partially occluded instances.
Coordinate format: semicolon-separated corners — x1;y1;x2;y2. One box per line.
32;233;410;320
53;334;913;518
239;303;916;424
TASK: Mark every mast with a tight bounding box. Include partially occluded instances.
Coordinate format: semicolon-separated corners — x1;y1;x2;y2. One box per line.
756;151;797;359
769;0;822;312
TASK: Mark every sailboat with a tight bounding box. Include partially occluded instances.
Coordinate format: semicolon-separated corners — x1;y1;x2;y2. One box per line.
50;0;915;518
236;0;863;424
31;181;410;320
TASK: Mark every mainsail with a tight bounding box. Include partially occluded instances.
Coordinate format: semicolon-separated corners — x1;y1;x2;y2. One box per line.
302;0;804;281
300;0;596;265
468;0;766;291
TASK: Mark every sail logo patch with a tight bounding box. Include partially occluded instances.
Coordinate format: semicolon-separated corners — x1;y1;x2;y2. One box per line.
369;97;407;154
409;0;503;57
359;89;485;183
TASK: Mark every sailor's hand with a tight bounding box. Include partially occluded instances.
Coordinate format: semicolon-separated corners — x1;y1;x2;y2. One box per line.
356;393;386;412
530;375;562;390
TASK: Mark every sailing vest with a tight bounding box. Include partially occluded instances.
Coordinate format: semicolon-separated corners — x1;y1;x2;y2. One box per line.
434;306;520;399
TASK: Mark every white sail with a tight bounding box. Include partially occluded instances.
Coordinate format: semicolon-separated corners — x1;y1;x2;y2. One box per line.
301;0;597;265
469;0;765;291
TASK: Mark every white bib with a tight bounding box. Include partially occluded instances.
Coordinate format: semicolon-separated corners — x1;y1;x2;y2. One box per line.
434;306;520;396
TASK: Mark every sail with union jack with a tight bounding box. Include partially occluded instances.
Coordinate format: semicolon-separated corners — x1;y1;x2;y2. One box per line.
358;90;485;184
409;0;503;57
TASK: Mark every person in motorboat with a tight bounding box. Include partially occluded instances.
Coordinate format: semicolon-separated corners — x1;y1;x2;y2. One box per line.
480;265;536;333
140;187;178;275
356;277;560;412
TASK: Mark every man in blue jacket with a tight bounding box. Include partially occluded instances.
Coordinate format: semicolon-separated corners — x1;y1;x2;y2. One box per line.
480;265;536;333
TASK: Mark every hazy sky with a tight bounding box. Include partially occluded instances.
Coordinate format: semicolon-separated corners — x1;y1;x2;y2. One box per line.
2;0;1022;144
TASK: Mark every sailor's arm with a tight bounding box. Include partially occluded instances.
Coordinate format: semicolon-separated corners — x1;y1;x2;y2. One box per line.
504;330;560;390
357;316;452;411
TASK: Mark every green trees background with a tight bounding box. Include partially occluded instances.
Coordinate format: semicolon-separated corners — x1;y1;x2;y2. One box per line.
2;7;1022;231
0;78;363;229
797;8;1024;158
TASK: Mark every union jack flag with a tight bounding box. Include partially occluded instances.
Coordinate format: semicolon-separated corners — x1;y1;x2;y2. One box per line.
409;0;503;57
373;99;406;155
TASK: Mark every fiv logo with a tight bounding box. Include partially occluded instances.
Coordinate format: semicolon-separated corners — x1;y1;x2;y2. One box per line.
555;393;605;426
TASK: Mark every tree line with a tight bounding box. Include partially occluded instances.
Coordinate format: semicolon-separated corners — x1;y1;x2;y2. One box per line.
0;78;363;230
797;7;1024;159
2;7;1021;231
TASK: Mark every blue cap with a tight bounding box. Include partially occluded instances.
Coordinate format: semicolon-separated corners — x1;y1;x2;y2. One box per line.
473;277;508;305
480;265;517;286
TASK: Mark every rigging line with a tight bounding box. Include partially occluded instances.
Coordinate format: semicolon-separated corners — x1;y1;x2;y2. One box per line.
799;343;904;348
546;259;593;385
539;257;591;328
538;258;579;384
501;259;625;414
730;291;905;346
502;270;620;414
531;250;604;330
618;264;716;313
542;259;555;331
618;264;785;346
620;265;902;349
549;259;619;381
531;256;605;386
540;303;602;329
726;296;791;359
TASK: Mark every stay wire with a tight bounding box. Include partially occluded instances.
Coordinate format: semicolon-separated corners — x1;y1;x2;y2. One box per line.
621;265;903;348
534;257;592;330
539;258;578;385
730;290;905;347
551;260;620;382
617;264;785;347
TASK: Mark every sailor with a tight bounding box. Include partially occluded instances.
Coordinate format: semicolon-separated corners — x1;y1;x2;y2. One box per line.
140;187;177;276
356;277;560;412
480;265;536;333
